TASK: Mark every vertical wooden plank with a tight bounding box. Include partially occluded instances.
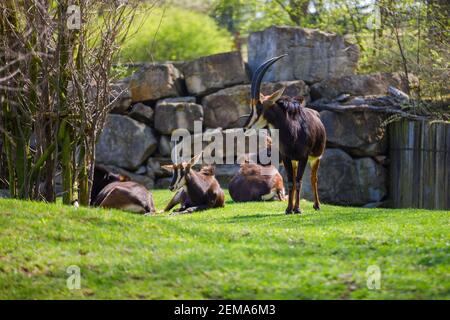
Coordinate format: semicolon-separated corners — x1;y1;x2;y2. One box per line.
444;124;450;210
388;120;449;210
435;123;446;209
422;121;432;209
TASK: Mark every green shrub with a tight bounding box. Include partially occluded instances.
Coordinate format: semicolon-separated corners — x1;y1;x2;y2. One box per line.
118;6;233;62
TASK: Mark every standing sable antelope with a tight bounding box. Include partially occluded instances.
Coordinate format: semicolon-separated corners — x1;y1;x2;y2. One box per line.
91;165;156;214
244;55;326;214
229;135;286;202
162;154;225;214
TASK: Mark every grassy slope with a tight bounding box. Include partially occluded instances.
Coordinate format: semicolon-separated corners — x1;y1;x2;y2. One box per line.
0;190;448;299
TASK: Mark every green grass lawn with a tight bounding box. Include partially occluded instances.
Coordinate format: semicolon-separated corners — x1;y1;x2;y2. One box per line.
0;190;448;299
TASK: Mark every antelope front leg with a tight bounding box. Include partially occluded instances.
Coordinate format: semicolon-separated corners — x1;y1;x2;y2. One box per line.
171;204;210;215
293;159;307;214
310;158;321;211
162;190;184;212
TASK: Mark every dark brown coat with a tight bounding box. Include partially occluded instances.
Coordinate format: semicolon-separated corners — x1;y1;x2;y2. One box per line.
163;157;225;214
229;163;285;202
91;166;155;214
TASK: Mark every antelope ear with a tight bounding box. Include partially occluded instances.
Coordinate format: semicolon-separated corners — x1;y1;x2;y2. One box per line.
161;165;174;171
189;152;203;167
263;87;285;107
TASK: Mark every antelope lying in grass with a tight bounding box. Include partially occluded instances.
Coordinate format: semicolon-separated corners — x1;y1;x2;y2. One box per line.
162;154;225;214
229;136;286;202
244;55;326;214
229;163;285;202
91;165;156;215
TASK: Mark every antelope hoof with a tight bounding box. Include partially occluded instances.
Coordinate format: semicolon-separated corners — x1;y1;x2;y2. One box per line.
313;203;321;211
285;208;293;215
293;208;302;214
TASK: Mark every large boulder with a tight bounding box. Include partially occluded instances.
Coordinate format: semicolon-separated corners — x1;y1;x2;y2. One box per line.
183;51;248;96
110;82;132;114
202;85;250;129
154;102;203;134
128;103;154;125
157;135;172;157
354;157;387;203
310;72;419;100
96;115;158;170
155;177;172;189
248;26;359;83
202;80;309;129
300;148;387;206
147;157;173;178
129;64;184;102
320;110;388;156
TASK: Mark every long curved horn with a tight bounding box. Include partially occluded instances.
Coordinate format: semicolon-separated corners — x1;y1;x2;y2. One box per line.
250;54;288;104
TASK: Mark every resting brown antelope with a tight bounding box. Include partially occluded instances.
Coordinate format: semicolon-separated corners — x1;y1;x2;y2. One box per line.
91;165;156;214
244;55;326;214
229;163;285;202
162;154;225;214
229;136;286;202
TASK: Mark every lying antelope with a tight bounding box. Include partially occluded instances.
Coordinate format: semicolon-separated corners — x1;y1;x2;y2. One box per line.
162;154;225;214
229;163;285;202
91;165;156;214
229;135;285;202
244;55;326;214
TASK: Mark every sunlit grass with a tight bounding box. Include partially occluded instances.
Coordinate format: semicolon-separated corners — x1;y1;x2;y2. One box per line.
0;190;448;299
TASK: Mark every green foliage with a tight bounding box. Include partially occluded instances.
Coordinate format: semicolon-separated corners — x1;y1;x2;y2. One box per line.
117;6;233;62
0;191;449;299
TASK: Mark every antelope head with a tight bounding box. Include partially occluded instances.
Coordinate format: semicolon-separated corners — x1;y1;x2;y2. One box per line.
162;153;203;192
244;54;288;130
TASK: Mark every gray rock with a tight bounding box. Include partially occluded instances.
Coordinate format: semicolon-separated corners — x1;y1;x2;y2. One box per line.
154;102;203;134
158;135;172;157
157;96;197;105
155;177;172;189
134;165;147;175
320;110;388;156
202;81;310;129
248;26;359;83
110;82;132;114
354;157;387;203
96;115;158;170
310;72;419;100
129;64;183;102
128;103;154;125
183;51;248;96
300;149;356;205
301;148;386;206
202;85;250;129
147;157;173;178
262;80;310;101
388;86;410;101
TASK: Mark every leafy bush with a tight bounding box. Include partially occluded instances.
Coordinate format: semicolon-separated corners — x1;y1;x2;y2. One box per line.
118;6;233;62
